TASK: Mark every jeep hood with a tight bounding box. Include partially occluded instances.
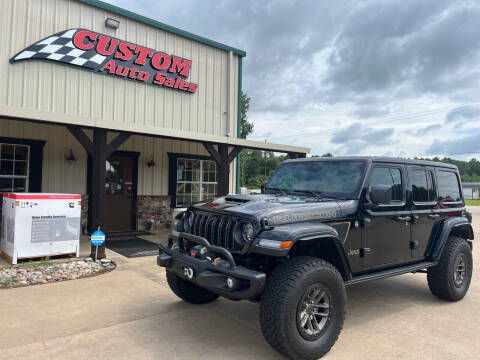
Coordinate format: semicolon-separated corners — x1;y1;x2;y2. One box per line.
193;194;358;226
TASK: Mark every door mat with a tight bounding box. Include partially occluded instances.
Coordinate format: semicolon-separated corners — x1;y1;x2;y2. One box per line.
106;237;159;258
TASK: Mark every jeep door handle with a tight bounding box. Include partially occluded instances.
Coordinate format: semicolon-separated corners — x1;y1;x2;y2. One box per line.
396;216;411;221
428;214;440;219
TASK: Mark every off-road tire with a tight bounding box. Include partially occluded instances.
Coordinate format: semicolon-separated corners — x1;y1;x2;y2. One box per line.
427;236;472;301
166;270;219;304
260;256;346;360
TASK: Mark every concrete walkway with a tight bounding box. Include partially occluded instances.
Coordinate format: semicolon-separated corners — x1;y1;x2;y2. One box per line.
1;209;480;359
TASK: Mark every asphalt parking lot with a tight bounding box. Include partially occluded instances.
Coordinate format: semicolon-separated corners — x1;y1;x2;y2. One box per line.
0;207;479;360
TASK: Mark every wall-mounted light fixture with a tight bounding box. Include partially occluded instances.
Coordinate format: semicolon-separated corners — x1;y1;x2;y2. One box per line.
147;158;156;167
67;149;76;163
105;18;120;29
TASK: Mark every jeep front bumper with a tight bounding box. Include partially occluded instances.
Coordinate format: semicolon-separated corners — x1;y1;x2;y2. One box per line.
157;233;266;301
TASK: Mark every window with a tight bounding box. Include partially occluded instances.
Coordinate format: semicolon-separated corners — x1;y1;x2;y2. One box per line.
176;158;217;207
0;143;29;193
437;171;461;202
411;169;435;202
369;167;403;202
266;161;365;199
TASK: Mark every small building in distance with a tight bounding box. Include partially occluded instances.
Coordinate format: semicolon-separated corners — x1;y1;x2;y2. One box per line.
462;182;480;199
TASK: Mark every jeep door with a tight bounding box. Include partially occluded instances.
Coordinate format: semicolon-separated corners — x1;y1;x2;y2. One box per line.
408;166;437;258
362;164;411;268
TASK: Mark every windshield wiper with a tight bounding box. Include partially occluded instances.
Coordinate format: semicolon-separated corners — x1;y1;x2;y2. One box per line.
321;195;351;201
291;189;323;200
265;187;288;196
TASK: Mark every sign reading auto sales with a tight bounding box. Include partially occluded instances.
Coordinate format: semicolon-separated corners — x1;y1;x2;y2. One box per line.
9;29;198;93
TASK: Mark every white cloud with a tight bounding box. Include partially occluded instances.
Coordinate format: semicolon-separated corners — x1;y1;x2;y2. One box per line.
106;0;480;158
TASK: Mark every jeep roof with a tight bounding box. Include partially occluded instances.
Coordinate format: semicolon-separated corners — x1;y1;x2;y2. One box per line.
284;156;458;169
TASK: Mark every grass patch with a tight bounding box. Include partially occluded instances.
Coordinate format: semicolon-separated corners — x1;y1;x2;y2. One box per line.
0;278;18;287
17;259;52;269
465;199;480;206
31;260;52;269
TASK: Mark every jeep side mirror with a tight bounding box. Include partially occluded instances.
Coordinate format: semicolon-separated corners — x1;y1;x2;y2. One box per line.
370;185;392;204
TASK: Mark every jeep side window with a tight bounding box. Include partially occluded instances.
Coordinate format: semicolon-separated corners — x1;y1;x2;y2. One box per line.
411;169;435;203
369;167;403;202
436;170;461;202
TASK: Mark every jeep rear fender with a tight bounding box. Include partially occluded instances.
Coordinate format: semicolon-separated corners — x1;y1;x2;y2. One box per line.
255;222;351;280
430;217;474;261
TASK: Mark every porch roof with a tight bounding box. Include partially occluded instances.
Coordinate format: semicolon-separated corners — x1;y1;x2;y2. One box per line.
0;106;310;155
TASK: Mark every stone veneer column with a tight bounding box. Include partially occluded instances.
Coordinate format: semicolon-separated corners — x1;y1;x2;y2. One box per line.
136;195;171;232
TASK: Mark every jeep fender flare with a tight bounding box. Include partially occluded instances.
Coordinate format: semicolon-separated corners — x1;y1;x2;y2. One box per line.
430;216;474;261
295;231;352;281
255;223;351;280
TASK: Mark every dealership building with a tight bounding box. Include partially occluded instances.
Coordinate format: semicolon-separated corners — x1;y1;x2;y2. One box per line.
0;0;308;242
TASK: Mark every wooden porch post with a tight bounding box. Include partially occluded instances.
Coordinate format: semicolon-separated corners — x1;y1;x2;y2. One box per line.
67;126;131;259
91;128;107;233
217;144;229;196
203;143;242;197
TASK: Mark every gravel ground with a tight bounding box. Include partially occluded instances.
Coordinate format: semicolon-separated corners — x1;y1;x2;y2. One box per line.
0;258;115;288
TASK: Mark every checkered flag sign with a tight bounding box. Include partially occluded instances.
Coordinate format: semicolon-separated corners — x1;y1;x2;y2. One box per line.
10;29;106;69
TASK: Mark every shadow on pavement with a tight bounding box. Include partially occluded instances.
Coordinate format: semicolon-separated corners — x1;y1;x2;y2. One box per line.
124;273;445;359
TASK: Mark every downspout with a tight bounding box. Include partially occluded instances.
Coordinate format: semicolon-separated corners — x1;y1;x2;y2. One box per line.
236;57;243;194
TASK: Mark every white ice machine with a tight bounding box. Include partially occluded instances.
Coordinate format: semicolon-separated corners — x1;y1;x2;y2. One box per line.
1;193;81;264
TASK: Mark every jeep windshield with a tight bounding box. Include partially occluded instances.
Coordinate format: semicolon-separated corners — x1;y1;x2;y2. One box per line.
265;160;366;199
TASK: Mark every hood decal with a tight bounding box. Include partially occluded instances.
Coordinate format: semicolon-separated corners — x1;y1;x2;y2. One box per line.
267;208;340;226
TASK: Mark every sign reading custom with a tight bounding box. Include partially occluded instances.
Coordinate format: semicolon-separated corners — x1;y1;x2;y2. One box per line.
10;29;198;93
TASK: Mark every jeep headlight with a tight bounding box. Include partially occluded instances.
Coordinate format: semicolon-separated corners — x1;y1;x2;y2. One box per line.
242;222;255;242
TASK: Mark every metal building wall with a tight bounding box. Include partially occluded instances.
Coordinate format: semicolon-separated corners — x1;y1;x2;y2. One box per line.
462;187;473;200
0;0;240;138
0;118;236;195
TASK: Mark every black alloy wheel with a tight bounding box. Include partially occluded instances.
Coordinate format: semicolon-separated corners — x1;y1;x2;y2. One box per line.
296;284;332;341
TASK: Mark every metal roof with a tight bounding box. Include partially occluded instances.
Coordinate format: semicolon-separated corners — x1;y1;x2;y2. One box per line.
75;0;246;57
285;156;458;169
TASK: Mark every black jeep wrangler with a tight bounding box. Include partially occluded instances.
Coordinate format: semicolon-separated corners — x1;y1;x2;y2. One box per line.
158;157;474;360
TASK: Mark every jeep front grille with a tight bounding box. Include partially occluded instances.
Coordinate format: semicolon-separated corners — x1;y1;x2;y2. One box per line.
189;212;241;251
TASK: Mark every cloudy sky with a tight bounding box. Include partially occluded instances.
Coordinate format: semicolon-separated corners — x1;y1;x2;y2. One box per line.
108;0;480;159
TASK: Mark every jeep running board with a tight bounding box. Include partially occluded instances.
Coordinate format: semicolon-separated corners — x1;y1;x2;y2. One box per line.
345;261;437;286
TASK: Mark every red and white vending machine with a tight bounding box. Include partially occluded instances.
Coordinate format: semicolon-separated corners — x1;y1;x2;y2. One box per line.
1;193;81;264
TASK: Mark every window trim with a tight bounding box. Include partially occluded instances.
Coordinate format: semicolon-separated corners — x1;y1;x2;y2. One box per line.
176;157;217;207
410;167;437;206
0;137;45;193
366;165;406;207
168;152;216;208
0;143;30;192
